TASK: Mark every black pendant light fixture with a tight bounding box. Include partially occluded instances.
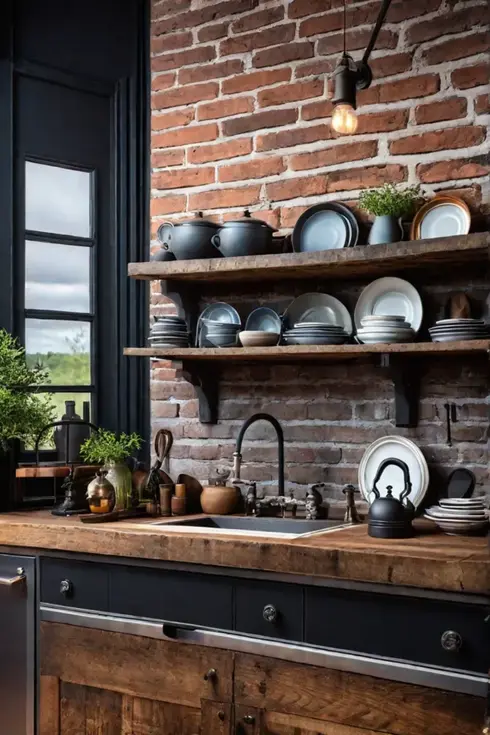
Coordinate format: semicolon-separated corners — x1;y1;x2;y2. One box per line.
331;0;393;135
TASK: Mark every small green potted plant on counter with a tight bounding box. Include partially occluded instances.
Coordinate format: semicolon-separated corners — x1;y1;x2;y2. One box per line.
80;429;142;510
359;183;423;245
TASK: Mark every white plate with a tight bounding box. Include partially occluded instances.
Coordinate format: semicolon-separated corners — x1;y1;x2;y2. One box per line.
362;315;407;323
355;278;423;332
359;436;429;509
431;334;485;343
439;498;485;507
435;319;484;326
285;293;353;335
423;516;488;534
245;307;282;334
299;210;349;251
419;202;471;239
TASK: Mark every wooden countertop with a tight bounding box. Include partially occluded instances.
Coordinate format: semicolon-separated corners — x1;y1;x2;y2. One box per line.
0;511;488;595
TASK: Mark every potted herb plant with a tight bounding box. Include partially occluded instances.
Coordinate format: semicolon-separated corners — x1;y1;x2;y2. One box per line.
80;429;142;510
359;184;422;245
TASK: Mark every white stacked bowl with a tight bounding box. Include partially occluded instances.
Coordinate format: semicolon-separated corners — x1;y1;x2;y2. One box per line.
357;315;415;344
424;498;488;535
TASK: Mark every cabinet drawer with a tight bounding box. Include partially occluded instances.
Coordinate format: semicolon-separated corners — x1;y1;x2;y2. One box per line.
234;579;303;641
40;558;109;611
305;586;489;673
109;565;233;630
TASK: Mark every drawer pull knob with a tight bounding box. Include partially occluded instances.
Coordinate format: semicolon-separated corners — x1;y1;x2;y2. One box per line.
60;579;73;597
243;715;256;724
263;604;279;623
217;710;225;721
441;630;463;653
204;668;217;681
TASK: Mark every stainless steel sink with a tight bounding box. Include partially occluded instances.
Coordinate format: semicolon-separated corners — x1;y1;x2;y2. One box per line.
149;516;351;539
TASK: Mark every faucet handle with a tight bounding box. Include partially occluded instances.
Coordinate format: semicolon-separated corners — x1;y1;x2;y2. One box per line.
232;478;256;488
343;484;359;496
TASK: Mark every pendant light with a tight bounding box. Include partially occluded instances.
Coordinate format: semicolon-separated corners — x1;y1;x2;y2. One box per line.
331;0;393;135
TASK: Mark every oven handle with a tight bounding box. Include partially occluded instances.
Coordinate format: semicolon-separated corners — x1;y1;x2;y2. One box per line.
40;604;488;698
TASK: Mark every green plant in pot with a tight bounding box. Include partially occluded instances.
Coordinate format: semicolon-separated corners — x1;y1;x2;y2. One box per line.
359;184;423;245
80;430;142;510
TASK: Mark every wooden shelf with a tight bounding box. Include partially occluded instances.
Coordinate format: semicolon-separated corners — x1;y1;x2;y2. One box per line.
129;233;489;285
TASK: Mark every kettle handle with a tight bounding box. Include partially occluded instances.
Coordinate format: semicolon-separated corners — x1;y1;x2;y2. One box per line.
211;234;221;249
372;458;413;504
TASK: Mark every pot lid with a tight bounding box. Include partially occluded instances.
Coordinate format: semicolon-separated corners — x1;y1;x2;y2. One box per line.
177;212;219;228
220;210;278;231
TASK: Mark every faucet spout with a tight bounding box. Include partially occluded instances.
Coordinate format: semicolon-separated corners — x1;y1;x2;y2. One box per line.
234;413;285;497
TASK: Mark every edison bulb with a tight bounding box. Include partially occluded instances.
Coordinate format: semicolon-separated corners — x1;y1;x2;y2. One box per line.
332;104;358;135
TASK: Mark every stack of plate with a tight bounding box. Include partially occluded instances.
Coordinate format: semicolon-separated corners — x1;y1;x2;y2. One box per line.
204;320;241;347
148;316;190;348
356;316;415;344
429;319;489;343
283;322;349;345
424;498;488;535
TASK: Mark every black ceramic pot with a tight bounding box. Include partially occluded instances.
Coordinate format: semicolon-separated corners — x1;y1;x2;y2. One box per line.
211;210;278;257
157;212;221;260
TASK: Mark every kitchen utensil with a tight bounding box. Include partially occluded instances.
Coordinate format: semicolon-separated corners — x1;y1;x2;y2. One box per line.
284;293;353;335
359;436;429;510
429;319;489;342
439;498;485;508
197;303;241;346
178;473;203;513
354;277;423;332
206;333;239;347
133;429;173;504
159;485;172;516
239;331;280;347
157;212;221;260
211;210;278;257
423;513;488;535
368;458;415;539
245;307;282;334
411;196;471;241
150;248;176;262
200;485;239;515
425;506;487;520
292;202;359;251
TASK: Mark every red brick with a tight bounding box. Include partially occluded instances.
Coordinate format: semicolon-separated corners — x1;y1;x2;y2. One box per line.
417;158;490;183
232;5;285;33
218;156;285;183
179;59;244;86
390;126;486;155
302;100;334;121
153;123;218;148
150;195;186;217
258;80;324;108
222;108;298;137
197;97;254;122
152;0;190;20
327;164;407;193
152;402;180;419
188;138;253;164
151;31;192;55
300;3;380;38
358;74;440;106
152;167;215;190
422;31;490;66
151;109;194;131
475;93;490;115
198;21;228;42
153;0;258;35
220;24;295;56
407;7;484;45
266;175;327;202
257;123;333;152
151;72;176;92
189;186;261;211
152;46;216;73
222;68;291;94
280;206;308;229
295;59;337;78
288;0;343;19
152;83;218;110
433;185;482;211
451;63;490;90
356;109;409;134
369;52;412;79
415;97;467;125
152;149;185;168
253;41;314;69
386;0;441;22
291;140;378;172
317;28;397;56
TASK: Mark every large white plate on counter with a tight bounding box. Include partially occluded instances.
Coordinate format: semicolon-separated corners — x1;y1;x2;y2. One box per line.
359;436;429;510
284;293;353;335
354;278;423;332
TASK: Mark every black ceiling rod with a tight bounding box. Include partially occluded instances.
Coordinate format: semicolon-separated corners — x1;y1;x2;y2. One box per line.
362;0;394;66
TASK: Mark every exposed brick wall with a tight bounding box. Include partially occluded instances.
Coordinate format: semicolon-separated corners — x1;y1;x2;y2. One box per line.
149;0;490;499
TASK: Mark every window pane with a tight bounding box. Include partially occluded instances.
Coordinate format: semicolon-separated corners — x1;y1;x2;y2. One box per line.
25;240;91;313
25;162;92;238
25;319;91;385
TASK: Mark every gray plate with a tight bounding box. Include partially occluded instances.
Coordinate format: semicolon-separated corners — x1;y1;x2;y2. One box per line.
284;336;347;345
245;307;282;333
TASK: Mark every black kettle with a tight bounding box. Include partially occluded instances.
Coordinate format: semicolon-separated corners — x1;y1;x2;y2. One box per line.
368;458;415;539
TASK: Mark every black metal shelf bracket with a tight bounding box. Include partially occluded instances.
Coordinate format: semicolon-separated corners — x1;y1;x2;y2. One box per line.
379;354;419;428
160;280;199;339
178;361;219;424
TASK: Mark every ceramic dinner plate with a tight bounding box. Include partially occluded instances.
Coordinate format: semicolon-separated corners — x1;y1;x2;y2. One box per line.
197;303;241;346
284;293;353;335
292;202;359;251
245;307;282;334
359;436;429;509
411;196;471;240
354;277;423;332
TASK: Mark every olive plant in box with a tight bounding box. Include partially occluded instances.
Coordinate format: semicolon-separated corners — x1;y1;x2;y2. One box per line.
80;429;142;510
359;184;423;245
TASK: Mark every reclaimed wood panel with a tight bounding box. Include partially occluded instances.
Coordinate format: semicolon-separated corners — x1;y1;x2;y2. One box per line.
264;711;383;734
39;675;60;735
41;623;234;707
234;654;485;735
128;233;490;283
121;694;201;735
201;700;233;735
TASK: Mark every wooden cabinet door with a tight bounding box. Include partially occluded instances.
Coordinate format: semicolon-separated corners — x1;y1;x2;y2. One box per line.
39;622;233;734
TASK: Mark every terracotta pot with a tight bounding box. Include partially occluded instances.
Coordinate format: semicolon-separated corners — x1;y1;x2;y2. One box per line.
200;485;238;515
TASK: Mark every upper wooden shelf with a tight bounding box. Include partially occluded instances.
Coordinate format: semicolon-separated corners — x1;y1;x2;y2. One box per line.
129;233;489;284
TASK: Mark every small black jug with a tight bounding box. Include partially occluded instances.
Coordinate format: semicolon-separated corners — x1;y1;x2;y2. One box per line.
368;457;415;539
